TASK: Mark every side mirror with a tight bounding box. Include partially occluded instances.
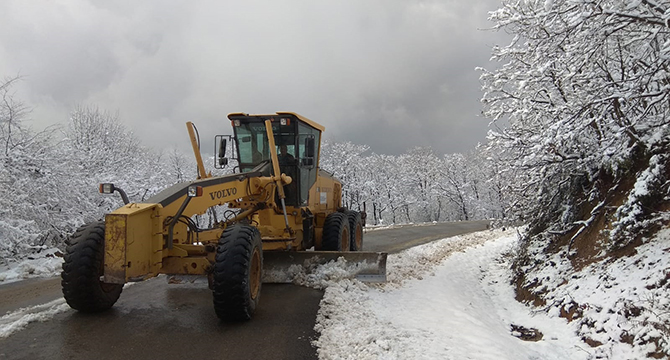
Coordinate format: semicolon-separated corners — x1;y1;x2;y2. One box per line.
302;136;316;168
219;138;227;158
305;137;315;158
215;135;231;169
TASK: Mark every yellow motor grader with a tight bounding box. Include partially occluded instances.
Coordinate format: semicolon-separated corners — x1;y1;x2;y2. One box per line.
60;112;386;321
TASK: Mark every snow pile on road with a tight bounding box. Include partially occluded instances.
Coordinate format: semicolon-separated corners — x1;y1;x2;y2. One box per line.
0;281;137;339
270;227;501;290
264;257;379;288
0;298;69;338
384;228;503;286
364;224;396;232
313;229;587;360
0;248;63;284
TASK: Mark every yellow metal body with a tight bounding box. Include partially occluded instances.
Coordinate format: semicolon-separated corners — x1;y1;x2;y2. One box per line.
104;203;162;283
103;113;345;284
186;121;211;179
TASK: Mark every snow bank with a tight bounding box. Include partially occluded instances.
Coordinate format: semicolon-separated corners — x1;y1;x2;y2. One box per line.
0;248;63;284
311;229;587;360
384;228;500;286
264;256;382;288
538;229;670;359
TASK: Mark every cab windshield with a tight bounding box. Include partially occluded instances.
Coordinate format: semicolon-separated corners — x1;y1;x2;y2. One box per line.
231;116;321;207
233;119;296;173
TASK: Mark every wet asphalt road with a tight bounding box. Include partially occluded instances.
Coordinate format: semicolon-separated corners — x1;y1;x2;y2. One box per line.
0;220;489;360
363;220;490;253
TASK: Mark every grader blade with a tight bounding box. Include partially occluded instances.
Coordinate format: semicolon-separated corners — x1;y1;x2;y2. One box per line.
262;251;387;284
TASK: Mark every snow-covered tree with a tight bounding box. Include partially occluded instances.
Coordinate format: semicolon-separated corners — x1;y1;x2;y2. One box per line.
0;77;61;257
0;94;196;258
481;2;670;352
320;139;507;225
401;147;443;222
481;0;670;247
476;146;513;222
437;153;473;221
65;105;142;173
168;147;191;183
364;153;409;224
320;140;371;211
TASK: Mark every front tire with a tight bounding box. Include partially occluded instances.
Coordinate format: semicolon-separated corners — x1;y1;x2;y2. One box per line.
61;221;123;312
212;225;263;321
322;212;350;251
347;211;364;251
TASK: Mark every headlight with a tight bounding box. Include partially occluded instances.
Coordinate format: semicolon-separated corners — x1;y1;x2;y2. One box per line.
188;185;203;197
99;183;115;194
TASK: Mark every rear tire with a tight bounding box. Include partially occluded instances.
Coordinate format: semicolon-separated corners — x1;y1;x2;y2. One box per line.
322;212;350;251
212;225;263;321
61;221;123;312
347;211;364;251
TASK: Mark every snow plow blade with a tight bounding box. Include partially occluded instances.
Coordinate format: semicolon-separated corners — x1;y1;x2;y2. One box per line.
262;251;388;283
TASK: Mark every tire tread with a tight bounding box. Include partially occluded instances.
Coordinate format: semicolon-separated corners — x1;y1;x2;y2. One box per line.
322;212;349;251
61;221;122;312
212;225;262;321
347;210;364;251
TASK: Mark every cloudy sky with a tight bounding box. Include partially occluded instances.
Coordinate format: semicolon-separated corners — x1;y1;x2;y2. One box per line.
0;0;510;156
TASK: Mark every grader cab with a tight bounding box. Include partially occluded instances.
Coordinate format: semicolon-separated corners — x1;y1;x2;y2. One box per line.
61;112;386;321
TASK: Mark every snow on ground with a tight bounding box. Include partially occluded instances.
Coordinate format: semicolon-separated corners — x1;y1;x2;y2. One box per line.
0;298;69;338
312;229;589;360
0;248;63;284
0;282;137;339
535;228;670;359
2;225;667;359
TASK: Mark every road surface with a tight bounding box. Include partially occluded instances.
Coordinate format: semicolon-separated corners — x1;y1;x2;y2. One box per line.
0;220;489;360
364;220;490;253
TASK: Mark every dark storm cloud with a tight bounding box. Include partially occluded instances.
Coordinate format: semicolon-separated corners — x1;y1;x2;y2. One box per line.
0;0;509;156
321;0;508;155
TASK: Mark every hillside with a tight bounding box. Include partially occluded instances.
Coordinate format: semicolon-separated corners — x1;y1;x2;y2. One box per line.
512;171;670;358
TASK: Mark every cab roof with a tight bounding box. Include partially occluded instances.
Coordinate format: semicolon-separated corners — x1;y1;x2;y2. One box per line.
226;111;325;132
